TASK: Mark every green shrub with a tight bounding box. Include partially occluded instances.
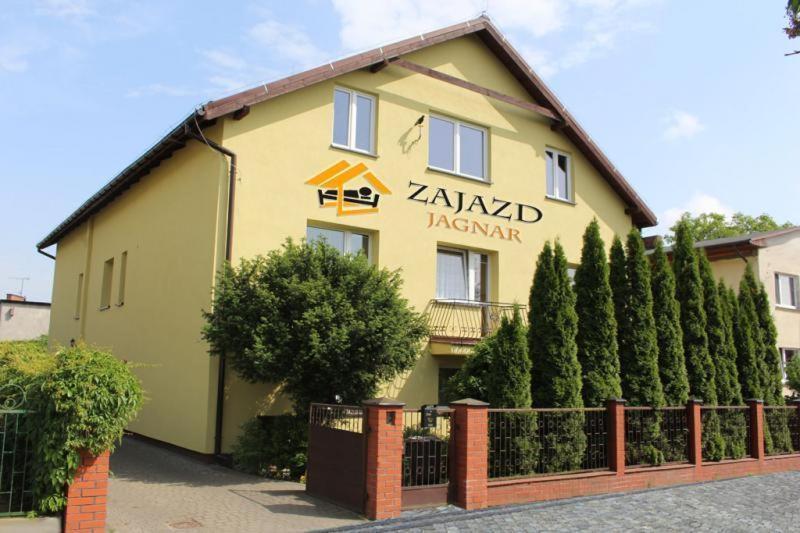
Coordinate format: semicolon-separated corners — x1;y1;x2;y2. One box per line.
231;416;307;479
787;356;800;397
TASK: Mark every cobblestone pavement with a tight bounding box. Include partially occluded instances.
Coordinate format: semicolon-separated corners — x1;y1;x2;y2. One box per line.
107;436;365;532
331;471;800;532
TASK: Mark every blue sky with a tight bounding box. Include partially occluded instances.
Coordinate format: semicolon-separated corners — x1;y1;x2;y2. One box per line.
1;0;798;302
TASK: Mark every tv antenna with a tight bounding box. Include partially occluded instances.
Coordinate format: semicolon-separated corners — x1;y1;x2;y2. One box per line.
10;277;30;296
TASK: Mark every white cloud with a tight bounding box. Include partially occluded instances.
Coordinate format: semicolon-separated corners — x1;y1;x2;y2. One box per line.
656;192;734;234
248;19;325;68
663;110;705;141
0;44;31;73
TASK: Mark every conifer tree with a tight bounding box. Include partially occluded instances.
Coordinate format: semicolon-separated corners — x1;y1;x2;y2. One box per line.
650;239;690;406
672;221;725;460
718;281;743;405
717;279;747;458
736;267;766;401
485;307;532;408
574;220;622;407
528;241;586;472
609;237;629;371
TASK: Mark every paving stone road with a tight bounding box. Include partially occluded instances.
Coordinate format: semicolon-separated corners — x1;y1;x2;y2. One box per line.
331;471;800;532
107;436;365;532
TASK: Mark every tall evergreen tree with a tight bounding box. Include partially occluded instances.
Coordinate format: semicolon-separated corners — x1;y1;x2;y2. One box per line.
528;241;586;472
609;236;629;377
485;308;532;408
650;239;690;406
574;220;622;406
718;280;743;405
717;279;747;459
672;221;725;460
735;266;766;401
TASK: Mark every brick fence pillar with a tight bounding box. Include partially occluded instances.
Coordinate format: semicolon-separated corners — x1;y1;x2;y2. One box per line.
63;450;109;533
450;398;489;511
606;399;626;476
363;397;404;520
687;399;703;469
747;399;765;460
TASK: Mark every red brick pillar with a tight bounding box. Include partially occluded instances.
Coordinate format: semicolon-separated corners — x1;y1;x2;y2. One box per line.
363;397;404;520
450;399;489;511
63;450;109;533
687;399;703;469
606;399;626;476
747;399;765;460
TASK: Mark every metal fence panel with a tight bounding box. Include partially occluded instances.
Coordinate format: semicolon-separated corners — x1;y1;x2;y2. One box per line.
0;410;35;517
402;409;451;487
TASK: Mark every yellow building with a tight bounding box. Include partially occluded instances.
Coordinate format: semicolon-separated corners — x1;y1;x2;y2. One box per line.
38;17;657;456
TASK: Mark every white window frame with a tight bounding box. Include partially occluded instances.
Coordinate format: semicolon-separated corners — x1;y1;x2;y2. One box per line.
331;87;376;155
307;224;372;261
435;247;489;303
428;114;489;182
545;148;573;202
780;347;798;381
775;272;799;309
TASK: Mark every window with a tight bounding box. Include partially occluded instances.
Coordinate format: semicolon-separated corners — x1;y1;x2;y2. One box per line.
100;258;114;310
332;87;375;154
438;367;459;404
775;273;799;309
780;348;798;381
436;247;488;301
307;225;370;257
74;273;83;319
545;148;571;201
428;115;487;181
117;251;128;306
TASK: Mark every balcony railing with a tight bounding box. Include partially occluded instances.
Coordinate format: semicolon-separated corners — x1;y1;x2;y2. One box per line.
425;299;527;345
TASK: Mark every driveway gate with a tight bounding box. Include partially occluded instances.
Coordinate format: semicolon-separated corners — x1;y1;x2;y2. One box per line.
0;386;35;516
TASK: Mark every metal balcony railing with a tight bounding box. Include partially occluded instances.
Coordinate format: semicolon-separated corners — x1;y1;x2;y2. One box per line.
424;299;527;344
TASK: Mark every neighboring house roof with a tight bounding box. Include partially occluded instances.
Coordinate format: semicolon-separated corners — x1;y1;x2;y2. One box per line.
37;15;657;251
650;226;800;261
0;299;51;307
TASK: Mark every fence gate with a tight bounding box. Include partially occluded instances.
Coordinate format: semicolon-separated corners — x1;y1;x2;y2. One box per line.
0;386;35;517
402;407;452;509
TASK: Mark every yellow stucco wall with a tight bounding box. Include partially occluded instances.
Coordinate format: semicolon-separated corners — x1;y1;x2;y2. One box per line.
217;35;635;451
756;233;800;352
48;128;230;453
49;35;643;454
707;256;757;293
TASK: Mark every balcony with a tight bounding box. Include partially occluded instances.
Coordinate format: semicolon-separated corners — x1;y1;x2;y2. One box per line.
424;299;527;348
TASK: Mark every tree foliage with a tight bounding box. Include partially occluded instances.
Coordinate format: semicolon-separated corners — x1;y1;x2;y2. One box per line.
574;220;622;407
666;212;792;243
202;239;428;414
735;266;766;401
718;281;744;405
748;274;785;406
786;0;800;39
786;356;800;397
650;239;690;406
484;308;532;408
444;339;492;403
609;236;629;377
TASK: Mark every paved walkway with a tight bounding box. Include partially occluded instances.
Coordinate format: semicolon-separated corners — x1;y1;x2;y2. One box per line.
108;437;365;532
332;471;800;532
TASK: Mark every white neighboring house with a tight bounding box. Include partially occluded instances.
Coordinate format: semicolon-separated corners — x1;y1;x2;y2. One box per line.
0;294;51;341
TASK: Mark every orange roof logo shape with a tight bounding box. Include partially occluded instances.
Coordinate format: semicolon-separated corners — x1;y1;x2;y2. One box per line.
306;160;391;216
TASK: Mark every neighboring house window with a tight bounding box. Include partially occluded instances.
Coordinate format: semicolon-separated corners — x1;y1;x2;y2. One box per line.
307;225;370;257
332;87;375;154
780;348;798;381
775;273;799;309
74;273;83;319
436;247;488;301
117;251;128;306
100;258;114;310
545;148;571;201
567;267;577;285
428;115;488;181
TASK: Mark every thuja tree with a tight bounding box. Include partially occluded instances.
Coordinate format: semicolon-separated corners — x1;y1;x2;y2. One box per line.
650;239;690;406
717;280;747;459
203;239;428;415
735;267;766;400
485;307;532;408
609;237;628;363
672;221;725;461
528;241;586;473
574;220;622;407
618;230;665;465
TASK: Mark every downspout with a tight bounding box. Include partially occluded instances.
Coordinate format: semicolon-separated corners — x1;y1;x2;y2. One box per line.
185;123;237;458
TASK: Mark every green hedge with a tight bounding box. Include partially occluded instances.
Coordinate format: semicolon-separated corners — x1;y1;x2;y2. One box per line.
0;339;143;513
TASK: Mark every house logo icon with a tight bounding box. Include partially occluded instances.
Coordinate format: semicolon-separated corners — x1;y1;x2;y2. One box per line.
306;160;391;216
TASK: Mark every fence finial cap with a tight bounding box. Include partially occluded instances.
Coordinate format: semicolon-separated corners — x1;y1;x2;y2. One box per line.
362;397;405;407
450;398;490;406
687;398;704;405
745;398;764;404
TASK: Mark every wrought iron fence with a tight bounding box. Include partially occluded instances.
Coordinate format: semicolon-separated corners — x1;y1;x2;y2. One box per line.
402;408;451;487
704;406;751;460
0;385;34;517
309;403;364;433
764;406;797;456
625;407;689;467
487;408;608;479
425;300;527;344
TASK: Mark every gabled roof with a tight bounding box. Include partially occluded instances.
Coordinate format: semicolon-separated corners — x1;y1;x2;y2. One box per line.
650;226;800;261
37;15;656;251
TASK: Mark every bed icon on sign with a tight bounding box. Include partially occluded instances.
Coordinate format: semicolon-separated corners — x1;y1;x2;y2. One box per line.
306;160;391;216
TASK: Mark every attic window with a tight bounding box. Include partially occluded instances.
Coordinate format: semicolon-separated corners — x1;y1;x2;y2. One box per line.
332;87;375;154
428;115;488;181
545;148;571;202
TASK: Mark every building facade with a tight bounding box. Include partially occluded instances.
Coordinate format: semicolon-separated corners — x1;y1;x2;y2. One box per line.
39;17;656;455
0;294;50;341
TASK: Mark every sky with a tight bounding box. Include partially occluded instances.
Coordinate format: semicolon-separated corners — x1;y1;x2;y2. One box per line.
1;0;798;302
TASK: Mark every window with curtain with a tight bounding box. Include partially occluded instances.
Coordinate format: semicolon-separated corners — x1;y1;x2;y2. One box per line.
436;248;488;301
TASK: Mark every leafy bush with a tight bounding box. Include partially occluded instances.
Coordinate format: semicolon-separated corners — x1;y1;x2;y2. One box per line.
0;341;142;513
231;416;307;479
787;356;800;397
